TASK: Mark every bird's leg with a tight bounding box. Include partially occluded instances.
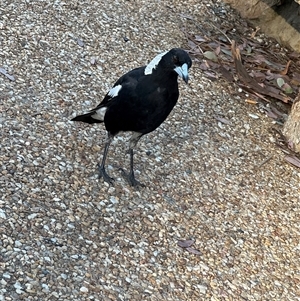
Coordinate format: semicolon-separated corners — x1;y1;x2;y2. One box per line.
120;148;145;187
97;134;114;185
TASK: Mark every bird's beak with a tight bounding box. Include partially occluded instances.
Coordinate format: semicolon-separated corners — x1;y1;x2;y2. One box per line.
174;63;189;84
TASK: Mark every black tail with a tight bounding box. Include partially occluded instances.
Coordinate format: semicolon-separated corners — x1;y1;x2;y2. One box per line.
71;112;103;124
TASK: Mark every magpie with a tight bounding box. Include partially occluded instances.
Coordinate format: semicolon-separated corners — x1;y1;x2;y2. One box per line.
71;48;192;186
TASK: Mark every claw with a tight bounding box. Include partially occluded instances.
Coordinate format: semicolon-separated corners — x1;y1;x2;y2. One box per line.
98;164;114;185
119;168;145;187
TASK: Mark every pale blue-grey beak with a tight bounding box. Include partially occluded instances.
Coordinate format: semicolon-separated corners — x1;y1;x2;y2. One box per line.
174;63;189;83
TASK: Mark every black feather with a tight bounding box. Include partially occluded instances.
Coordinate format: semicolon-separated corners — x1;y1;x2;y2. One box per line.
71;112;104;124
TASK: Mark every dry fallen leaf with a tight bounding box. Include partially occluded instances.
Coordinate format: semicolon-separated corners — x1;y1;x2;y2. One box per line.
284;156;300;168
203;51;218;62
204;71;218;80
265;109;278;119
217;66;234;82
280;60;291;75
177;239;194;248
277;77;285;88
248;113;259;119
215;45;221;56
250;26;260;38
282;82;293;94
231;41;292;103
220;48;232;57
194;35;206;42
270;105;287;117
199;61;209;71
0;67;15;81
215;116;231;125
245;99;258;104
185;25;299;105
250;70;266;83
186;247;203;255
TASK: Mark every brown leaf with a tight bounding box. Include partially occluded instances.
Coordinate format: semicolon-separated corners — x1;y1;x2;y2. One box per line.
238;38;247;51
265;109;278;119
215;45;221;56
270;106;287;117
288;52;300;59
250;54;284;70
239;84;270;102
290;79;300;87
206;60;221;70
218;65;234;82
265;71;275;81
291;73;300;86
207;41;220;48
199;61;209;71
204;71;218;80
250;26;260;39
188;39;198;48
280;60;291;75
267;85;281;95
231;41;291;103
250;71;266;83
186;247;203;255
266;70;286;81
178;239;194;248
284;156;300;168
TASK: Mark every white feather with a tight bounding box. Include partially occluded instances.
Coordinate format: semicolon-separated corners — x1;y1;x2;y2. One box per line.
144;51;168;75
108;84;122;98
92;107;107;121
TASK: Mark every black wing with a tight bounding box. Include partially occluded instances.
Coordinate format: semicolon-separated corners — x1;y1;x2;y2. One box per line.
71;66;145;124
95;66;145;109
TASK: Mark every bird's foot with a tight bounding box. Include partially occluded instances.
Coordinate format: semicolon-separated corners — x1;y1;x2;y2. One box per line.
119;168;145;187
97;164;114;185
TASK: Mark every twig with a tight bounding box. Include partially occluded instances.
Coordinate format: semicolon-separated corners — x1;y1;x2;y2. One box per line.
257;155;273;168
208;22;232;44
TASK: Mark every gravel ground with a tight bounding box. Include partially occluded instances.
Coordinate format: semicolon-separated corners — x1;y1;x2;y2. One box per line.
1;0;300;300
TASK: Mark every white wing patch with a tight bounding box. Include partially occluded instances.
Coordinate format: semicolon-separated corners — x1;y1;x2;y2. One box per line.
108;84;122;98
144;51;168;75
91;85;121;121
92;107;107;121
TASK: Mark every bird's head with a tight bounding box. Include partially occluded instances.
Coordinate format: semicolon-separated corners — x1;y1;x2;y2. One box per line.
169;48;192;84
144;48;192;83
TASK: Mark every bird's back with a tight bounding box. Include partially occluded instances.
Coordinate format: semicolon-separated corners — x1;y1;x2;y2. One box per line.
103;65;179;136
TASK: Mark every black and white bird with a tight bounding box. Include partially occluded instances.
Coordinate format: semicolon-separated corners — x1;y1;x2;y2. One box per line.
71;48;192;186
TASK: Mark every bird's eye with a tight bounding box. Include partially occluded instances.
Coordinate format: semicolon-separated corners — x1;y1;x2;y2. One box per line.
172;55;179;64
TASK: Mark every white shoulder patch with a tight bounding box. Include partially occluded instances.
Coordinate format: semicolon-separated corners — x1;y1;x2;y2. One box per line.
92;107;107;121
108;84;122;98
144;51;168;75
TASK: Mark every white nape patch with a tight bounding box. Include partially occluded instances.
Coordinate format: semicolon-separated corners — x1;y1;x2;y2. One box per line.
91;107;107;121
108;84;122;98
144;51;168;75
